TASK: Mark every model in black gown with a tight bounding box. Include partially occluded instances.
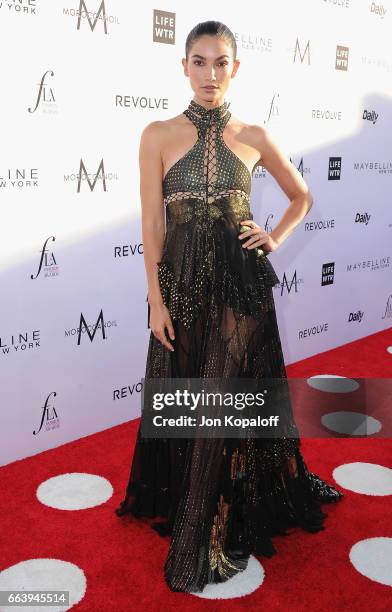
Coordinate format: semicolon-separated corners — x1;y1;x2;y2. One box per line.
115;98;344;593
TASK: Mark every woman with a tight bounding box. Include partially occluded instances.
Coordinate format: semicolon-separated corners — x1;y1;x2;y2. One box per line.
115;20;344;593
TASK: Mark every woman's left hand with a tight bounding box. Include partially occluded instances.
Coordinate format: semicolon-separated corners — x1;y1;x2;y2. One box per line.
238;220;279;253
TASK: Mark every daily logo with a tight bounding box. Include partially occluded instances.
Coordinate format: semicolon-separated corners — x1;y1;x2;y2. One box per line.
370;4;387;19
355;212;371;225
363;110;378;124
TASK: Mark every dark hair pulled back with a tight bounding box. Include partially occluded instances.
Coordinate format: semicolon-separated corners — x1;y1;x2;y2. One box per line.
185;21;237;61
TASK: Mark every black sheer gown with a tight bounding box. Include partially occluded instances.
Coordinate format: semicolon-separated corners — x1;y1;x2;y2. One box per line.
115;99;344;593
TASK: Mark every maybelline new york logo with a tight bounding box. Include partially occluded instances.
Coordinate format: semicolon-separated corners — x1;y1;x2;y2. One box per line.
346;256;391;273
1;0;36;15
0;330;41;356
353;160;392;174
0;168;38;189
234;31;273;54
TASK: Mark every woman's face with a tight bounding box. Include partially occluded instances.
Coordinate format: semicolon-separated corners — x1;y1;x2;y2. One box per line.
183;35;239;105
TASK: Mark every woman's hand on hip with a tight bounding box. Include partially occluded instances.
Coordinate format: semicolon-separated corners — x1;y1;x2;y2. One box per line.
238;220;279;253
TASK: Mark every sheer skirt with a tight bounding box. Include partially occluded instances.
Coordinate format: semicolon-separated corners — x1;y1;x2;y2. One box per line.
115;295;344;592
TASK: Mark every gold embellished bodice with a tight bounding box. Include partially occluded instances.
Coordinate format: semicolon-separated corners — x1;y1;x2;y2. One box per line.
157;98;279;329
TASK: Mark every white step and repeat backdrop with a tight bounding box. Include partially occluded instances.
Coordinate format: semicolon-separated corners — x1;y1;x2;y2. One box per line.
1;1;391;465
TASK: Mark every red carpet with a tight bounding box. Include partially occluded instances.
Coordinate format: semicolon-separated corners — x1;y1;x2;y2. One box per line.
0;328;391;611
286;326;392;378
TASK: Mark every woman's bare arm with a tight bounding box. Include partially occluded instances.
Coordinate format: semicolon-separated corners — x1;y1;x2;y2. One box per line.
253;125;313;246
139;121;166;306
139;121;175;351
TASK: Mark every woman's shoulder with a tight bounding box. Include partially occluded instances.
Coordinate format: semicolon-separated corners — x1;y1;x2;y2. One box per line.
229;113;268;139
227;113;269;158
143;112;188;134
140;114;190;151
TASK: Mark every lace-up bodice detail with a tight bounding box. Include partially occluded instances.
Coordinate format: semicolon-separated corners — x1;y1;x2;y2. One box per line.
163;99;252;206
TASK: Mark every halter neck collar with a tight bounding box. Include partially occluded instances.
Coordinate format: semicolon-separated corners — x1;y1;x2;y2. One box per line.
184;98;231;131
